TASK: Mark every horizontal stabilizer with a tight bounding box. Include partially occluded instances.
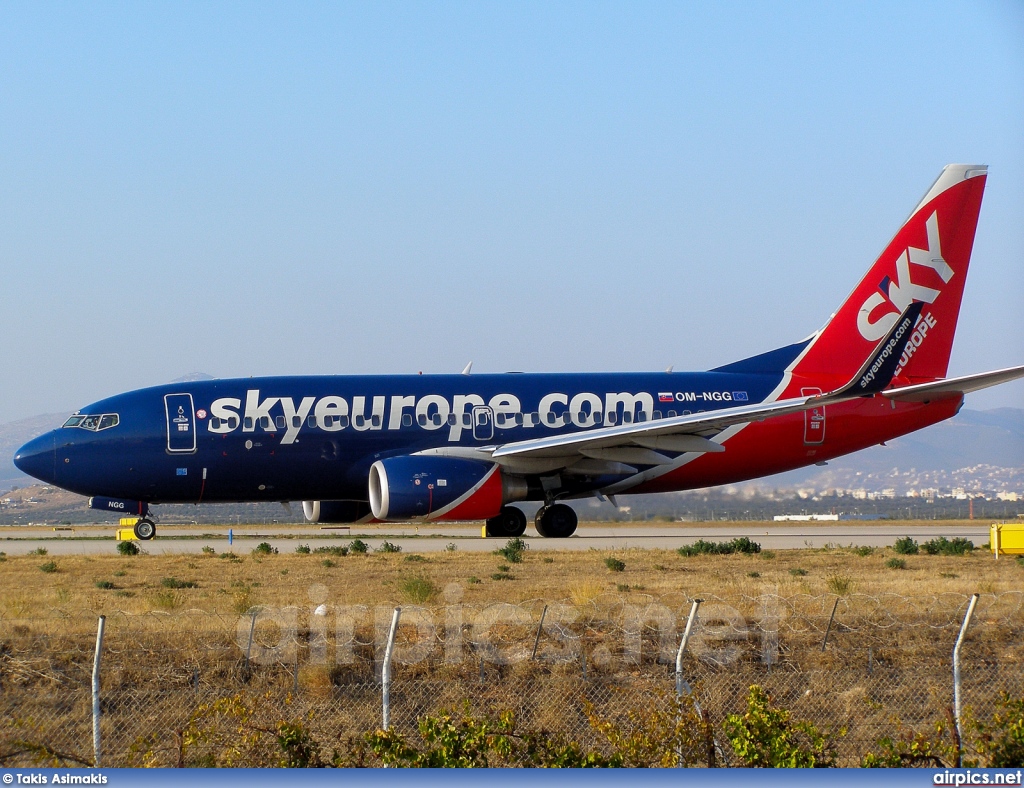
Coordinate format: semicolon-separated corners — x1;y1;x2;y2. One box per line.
882;365;1024;402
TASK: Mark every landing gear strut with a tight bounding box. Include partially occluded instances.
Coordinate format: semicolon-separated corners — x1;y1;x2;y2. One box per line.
534;503;577;538
133;518;157;540
485;506;527;538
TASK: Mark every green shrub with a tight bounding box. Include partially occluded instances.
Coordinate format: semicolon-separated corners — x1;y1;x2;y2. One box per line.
677;537;761;557
467;576;481;584
542;557;554;564
117;541;141;556
201;545;216;555
313;545;348;556
253;542;277;555
39;561;58;573
922;537;974;556
295;544;311;554
219;552;241;561
400;576;438;603
404;554;426;562
789;568;808;577
494;538;527;564
95;580;116;589
321;559;336;568
886;558;907;570
161;577;198;589
491;572;514;581
445;543;458;552
826;574;853;595
747;571;761;578
31;547;48;556
349;539;369;554
377;541;402;554
604;557;626;572
853;546;874;557
0;551;5;562
724;685;839;767
893;536;919;555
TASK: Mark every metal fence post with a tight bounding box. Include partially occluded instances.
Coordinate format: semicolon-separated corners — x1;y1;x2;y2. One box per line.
821;597;840;651
675;600;701;697
382;607;401;732
531;605;548;660
953;593;979;740
92;615;106;767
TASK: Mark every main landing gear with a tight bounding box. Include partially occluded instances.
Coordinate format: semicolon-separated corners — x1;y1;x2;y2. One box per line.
534;503;578;538
485;506;528;538
133;518;157;540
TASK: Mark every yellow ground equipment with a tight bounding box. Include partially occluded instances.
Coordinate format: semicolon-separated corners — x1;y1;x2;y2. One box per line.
990;523;1024;557
117;517;140;541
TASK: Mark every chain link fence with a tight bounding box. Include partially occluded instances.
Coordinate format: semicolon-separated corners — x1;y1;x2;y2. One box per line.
2;592;1022;767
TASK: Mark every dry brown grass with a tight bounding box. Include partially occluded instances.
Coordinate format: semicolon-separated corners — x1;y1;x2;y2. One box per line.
0;530;1016;617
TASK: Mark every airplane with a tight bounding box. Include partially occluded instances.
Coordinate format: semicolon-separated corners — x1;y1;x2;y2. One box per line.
13;164;1024;541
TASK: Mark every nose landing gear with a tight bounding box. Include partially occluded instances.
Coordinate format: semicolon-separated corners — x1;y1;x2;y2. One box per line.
133;518;157;540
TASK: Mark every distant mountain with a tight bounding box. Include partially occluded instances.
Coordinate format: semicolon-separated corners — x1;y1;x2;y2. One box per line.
169;372;215;383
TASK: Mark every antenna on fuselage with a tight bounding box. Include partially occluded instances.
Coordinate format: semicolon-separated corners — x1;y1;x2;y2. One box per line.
462;362;473;376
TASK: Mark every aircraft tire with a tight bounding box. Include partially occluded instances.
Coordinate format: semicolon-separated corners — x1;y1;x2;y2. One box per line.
486;506;527;538
133;518;156;540
534;504;577;538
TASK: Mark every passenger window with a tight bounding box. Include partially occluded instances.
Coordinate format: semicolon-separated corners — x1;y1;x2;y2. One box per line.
371;415;381;428
212;417;222;429
623;413;632;424
448;414;457;426
308;416;317;427
98;414;119;430
418;414;427;426
463;414;471;426
593;411;602;424
244;417;254;430
432;414;442;426
276;416;286;429
653;410;662;420
339;415;350;428
403;414;413;427
261;416;272;430
668;410;677;418
637;412;647;423
229;417;238;430
607;413;617;425
563;413;572;425
515;413;523;426
292;416;301;428
545;413;556;425
354;415;364;427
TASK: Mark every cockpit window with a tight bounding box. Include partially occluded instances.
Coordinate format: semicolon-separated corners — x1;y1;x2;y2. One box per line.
62;413;120;431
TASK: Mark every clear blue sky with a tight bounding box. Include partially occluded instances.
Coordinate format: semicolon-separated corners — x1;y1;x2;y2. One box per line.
1;1;1022;423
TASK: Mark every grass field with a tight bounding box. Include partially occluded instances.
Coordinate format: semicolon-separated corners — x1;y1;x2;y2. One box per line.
0;522;1018;617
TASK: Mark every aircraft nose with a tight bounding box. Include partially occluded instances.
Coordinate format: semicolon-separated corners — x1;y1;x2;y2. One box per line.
13;432;57;484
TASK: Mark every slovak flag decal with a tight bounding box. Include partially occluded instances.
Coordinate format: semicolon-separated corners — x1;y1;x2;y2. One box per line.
658;392;674;403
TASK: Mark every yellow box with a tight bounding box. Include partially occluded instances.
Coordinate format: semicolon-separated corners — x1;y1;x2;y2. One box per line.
482;525;488;538
116;528;139;541
990;523;1024;555
119;517;140;527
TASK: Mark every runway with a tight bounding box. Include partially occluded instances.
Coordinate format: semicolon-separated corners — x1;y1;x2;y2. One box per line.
0;522;992;555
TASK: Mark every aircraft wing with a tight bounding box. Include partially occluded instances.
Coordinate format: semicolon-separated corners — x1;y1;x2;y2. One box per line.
882;364;1024;402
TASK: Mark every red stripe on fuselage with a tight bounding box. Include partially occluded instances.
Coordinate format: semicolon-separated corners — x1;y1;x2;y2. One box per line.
633;395;961;494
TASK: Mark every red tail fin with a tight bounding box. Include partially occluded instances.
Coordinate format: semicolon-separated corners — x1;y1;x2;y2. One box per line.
793;165;987;387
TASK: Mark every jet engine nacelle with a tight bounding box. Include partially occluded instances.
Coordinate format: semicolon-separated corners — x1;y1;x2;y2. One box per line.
302;500;373;523
369;456;525;521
